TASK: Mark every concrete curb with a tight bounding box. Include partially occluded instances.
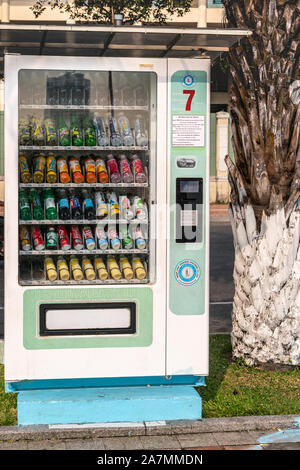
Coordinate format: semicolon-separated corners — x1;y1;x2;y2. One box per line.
0;415;298;442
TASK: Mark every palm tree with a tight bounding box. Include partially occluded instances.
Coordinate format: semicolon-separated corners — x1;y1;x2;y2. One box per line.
222;0;300;365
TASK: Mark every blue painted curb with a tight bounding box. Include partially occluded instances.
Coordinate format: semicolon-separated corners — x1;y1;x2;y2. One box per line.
17;385;202;426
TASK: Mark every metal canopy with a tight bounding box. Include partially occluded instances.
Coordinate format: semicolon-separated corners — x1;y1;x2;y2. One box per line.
0;24;252;70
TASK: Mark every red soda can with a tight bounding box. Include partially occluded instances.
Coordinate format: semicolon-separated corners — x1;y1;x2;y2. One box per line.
31;226;45;251
57;225;71;251
70;225;84;251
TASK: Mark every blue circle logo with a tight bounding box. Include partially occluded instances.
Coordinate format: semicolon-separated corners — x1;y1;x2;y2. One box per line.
182;74;195;88
174;260;200;286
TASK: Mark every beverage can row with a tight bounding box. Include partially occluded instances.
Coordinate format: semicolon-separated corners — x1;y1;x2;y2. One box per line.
43;254;147;282
19;154;147;185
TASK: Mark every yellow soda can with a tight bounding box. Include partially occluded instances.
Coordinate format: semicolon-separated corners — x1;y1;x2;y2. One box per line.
45;257;58;281
70;255;84;281
33;154;46;183
94;257;108;280
132;256;147;280
19;155;32;183
119;256;133;280
46;155;57;183
82;256;96;281
19;225;32;251
107;256;122;280
57;256;70;281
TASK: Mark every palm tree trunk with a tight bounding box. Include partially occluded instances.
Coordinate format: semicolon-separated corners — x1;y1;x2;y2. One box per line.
222;0;300;365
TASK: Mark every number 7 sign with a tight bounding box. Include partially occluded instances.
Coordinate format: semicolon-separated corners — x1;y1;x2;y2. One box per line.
183;89;195;111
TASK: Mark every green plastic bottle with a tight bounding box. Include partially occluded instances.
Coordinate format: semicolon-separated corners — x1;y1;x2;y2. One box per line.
30;188;44;220
71;117;84;147
43;188;58;220
19;189;32;221
58;115;71;146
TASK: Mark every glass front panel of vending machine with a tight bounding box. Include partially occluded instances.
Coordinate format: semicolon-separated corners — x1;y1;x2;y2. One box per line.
18;69;156;286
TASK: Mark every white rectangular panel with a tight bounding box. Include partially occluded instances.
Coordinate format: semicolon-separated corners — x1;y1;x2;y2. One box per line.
45;308;131;330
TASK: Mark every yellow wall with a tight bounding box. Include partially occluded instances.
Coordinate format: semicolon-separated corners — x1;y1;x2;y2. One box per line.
1;1;224;25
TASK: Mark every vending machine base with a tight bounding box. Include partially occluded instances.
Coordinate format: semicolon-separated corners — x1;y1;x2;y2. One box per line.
15;384;203;426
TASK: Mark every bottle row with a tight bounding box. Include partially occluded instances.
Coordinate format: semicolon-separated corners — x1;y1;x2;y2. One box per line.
19;154;147;185
26;71;148;107
19;189;148;222
19;114;148;148
20;223;148;252
20;254;148;283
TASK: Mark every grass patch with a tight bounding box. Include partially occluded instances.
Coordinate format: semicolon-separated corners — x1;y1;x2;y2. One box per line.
200;335;300;418
0;335;299;426
0;365;17;426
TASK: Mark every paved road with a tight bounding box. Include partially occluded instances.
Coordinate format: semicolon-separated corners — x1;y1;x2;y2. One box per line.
0;222;234;339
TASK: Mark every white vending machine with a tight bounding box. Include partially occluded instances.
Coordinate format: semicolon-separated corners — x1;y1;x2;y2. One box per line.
4;55;210;425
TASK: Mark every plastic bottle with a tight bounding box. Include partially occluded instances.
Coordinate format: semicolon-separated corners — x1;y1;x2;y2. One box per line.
107;191;120;218
107;256;122;280
119;195;134;221
46;226;58;250
70;191;82;220
109;118;123;147
57;225;71;251
82;189;96;220
70;225;84;251
71;117;84;147
119;154;134;183
83;118;97;147
57;256;70;281
135;86;147;107
95;192;108;219
133;224;147;250
132;256;147;280
134;115;148;147
33;154;46;183
19;190;32;220
95;157;109;183
119;224;133;249
30;188;44;220
19;226;32;251
108;225;121;251
58;117;71;147
120;256;134;280
46;155;57;183
82;256;96;281
43;188;57;220
57;156;71;184
57;189;70;220
44;118;57;146
31;117;45;146
69;156;84;183
93;117;109;147
70;255;84;281
19;119;31;146
94;257;108;280
95;226;108;250
83;156;97;184
131;196;147;220
131;155;147;183
107;155;121;183
118;114;135;147
45;257;58;281
19;155;32;183
82;225;96;250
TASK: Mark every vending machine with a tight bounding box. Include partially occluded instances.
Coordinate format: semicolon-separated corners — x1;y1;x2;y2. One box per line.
4;55;210;425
